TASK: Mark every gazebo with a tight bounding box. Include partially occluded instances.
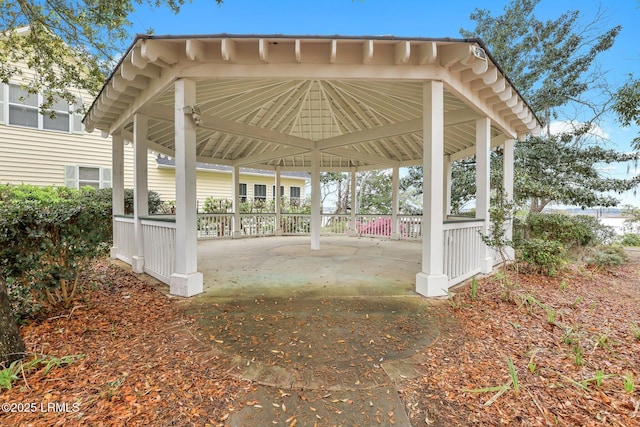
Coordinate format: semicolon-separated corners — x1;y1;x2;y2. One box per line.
84;34;541;298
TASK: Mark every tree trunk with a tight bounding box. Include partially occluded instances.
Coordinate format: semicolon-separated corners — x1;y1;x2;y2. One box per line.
0;280;25;365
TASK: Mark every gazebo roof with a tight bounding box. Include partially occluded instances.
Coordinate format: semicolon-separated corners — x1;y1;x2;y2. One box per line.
84;34;541;171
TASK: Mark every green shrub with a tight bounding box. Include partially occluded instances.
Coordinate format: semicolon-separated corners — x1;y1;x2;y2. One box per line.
123;188;162;214
517;238;567;276
524;213;607;247
0;185;112;319
621;233;640;247
203;197;232;213
584;245;628;267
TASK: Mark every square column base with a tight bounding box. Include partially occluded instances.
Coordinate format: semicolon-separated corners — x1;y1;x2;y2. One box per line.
110;246;118;259
132;256;144;274
391;232;401;241
274;229;283;236
170;272;203;297
232;231;242;239
416;272;449;297
480;256;494;274
349;231;358;237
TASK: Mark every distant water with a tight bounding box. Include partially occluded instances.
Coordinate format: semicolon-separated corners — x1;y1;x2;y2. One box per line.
600;217;626;235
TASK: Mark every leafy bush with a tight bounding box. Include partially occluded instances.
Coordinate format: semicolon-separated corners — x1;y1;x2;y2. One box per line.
203;197;232;213
123;188;162;214
584;246;628;267
517;238;567;276
0;185;112;319
621;233;640;247
524;213;606;247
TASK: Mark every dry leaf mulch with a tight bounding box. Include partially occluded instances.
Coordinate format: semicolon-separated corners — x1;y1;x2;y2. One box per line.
0;261;251;426
400;260;640;426
2;257;640;427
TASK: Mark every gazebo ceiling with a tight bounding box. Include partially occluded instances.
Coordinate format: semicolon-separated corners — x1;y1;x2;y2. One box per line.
85;35;541;171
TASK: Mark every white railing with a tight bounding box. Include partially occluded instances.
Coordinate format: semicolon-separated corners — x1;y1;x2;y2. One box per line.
398;215;423;240
113;216;135;263
141;218;176;284
356;214;392;237
198;214;233;239
321;214;352;235
240;213;276;236
281;214;311;235
443;219;485;286
117;213;488;288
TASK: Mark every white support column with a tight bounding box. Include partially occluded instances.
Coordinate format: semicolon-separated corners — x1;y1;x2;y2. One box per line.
391;166;400;240
476;117;493;273
503;137;515;259
170;78;203;297
275;166;283;236
310;150;321;250
232;165;241;239
416;81;448;297
110;133;125;259
132;114;148;273
443;155;452;217
349;169;358;237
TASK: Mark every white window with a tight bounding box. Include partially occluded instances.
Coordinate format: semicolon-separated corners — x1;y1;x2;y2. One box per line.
43;96;70;132
3;83;83;133
290;186;301;202
239;183;247;202
272;185;284;200
65;166;112;189
8;85;38;128
254;184;267;201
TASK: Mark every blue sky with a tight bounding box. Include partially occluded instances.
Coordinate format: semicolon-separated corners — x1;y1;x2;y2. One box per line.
128;0;640;207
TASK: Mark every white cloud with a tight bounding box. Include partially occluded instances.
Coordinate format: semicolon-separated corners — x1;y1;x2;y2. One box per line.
548;120;609;140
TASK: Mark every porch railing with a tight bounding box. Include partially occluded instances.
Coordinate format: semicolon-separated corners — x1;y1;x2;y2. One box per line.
443;219;485;286
321;214;351;235
398;215;423;240
281;214;311;235
114;213;489;289
198;213;233;239
113;216;135;264
240;213;276;236
141;218;176;284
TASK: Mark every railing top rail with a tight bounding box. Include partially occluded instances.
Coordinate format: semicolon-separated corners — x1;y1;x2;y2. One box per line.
198;212;235;216
141;218;177;228
443;219;485;230
114;217;135;223
139;215;176;223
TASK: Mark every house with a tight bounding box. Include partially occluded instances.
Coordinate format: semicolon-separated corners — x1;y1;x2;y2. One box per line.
0;80;307;207
83;34;541;298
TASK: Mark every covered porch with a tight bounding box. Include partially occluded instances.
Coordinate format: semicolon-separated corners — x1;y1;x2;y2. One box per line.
84;34;540;298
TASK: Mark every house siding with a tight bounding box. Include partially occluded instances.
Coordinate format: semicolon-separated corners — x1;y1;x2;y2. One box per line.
0;122;307;205
0;82;307;205
0;61;307;205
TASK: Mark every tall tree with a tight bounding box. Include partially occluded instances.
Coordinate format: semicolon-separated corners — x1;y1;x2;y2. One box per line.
461;0;620;129
0;0;222;367
402;0;639;214
460;0;640;212
320;172;351;214
613;77;640;150
1;0;221;112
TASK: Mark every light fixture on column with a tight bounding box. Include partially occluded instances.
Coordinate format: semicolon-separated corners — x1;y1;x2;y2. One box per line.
183;105;202;127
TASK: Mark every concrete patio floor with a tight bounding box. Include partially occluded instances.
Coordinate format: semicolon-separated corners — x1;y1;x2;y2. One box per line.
197;235;423;298
177;236;455;425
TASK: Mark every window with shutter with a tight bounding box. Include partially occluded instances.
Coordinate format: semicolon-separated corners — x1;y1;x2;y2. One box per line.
254;184;267;201
239;183;247;202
